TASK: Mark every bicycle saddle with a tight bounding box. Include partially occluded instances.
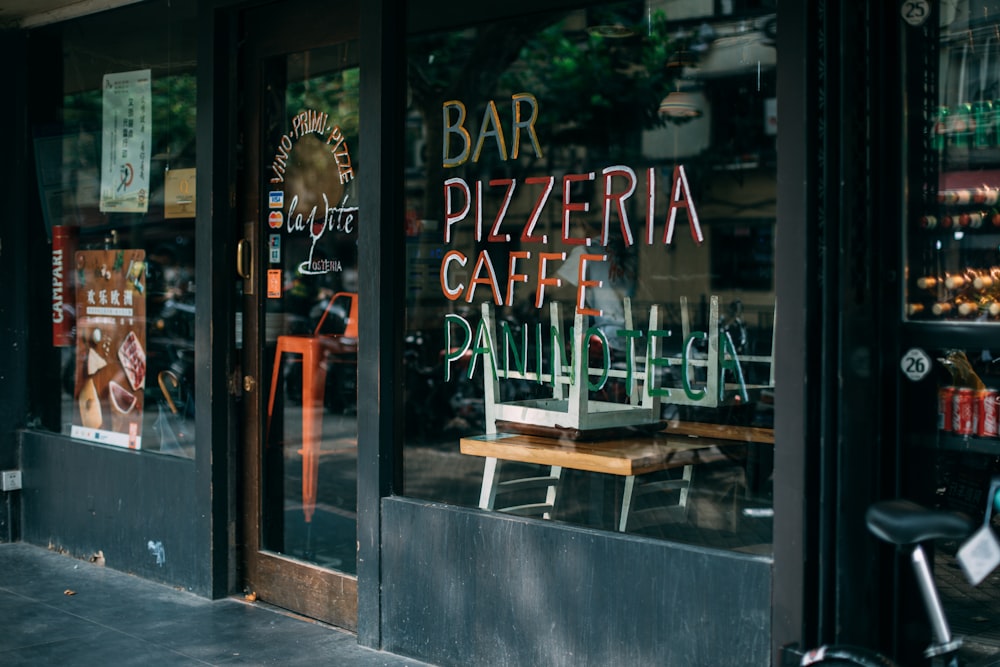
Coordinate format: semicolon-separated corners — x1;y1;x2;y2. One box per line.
865;499;973;545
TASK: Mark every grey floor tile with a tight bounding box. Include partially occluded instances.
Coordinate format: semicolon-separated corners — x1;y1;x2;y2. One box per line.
0;543;436;667
0;627;209;667
0;594;99;650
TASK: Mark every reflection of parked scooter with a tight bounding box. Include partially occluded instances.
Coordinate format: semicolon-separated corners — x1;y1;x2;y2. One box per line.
719;299;749;355
312;291;358;414
147;296;197;414
403;327;486;440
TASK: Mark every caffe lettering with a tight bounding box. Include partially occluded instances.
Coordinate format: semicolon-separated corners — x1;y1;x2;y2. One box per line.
438;92;704;318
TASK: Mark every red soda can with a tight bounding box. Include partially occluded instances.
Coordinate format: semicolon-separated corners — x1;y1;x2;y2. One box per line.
953;388;975;435
939;386;955;431
977;389;999;437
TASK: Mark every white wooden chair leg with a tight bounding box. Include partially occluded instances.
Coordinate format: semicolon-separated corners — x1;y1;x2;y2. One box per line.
678;465;694;508
619;475;637;532
480;457;500;510
543;466;562;519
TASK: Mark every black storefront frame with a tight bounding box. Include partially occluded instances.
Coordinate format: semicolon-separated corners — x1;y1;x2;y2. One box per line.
771;0;815;660
0;27;30;546
0;0;882;665
355;0;405;647
3;1;234;598
775;2;899;662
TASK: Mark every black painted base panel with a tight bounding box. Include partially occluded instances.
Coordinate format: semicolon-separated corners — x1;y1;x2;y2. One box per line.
381;497;772;667
19;431;208;594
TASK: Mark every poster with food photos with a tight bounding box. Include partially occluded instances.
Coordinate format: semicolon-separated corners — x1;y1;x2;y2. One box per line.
70;249;147;449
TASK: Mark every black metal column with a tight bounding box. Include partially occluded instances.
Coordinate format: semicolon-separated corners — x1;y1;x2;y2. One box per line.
357;0;406;648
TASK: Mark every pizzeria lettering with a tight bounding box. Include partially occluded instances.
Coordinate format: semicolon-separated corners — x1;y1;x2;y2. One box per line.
434;94;736;403
438;93;703;316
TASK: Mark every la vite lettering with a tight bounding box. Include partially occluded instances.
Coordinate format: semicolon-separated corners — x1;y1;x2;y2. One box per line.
267;109;356;278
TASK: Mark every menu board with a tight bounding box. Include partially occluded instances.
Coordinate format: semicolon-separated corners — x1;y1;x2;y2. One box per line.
70;249;147;449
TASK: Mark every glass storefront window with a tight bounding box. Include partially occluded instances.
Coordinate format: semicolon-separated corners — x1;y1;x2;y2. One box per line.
403;1;777;550
29;0;198;458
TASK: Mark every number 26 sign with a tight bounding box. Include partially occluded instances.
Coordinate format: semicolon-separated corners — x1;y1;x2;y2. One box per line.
901;347;932;382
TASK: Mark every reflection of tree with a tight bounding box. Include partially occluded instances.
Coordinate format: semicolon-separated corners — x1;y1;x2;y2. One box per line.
62;71;199;169
152;73;198;164
286;67;361;140
408;19;546;222
55;72;198;229
407;8;675;221
510;15;672;161
280;65;361;230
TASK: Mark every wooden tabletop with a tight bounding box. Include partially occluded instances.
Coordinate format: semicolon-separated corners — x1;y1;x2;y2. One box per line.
660;421;775;444
460;431;746;477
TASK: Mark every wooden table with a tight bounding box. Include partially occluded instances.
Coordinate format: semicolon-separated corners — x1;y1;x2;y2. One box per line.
659;421;774;444
460;428;749;532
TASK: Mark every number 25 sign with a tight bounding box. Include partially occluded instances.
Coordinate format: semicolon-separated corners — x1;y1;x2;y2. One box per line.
901;1;930;27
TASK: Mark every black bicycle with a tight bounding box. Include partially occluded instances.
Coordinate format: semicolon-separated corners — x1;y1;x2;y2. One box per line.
801;477;1000;667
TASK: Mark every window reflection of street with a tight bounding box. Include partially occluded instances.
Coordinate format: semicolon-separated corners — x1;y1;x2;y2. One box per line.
260;54;361;573
276;407;358;571
403;3;776;553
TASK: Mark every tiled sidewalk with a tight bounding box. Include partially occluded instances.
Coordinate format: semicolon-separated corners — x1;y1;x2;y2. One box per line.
0;543;435;667
937;545;1000;663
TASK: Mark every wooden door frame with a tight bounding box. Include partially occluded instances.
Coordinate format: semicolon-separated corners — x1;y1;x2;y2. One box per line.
236;0;360;631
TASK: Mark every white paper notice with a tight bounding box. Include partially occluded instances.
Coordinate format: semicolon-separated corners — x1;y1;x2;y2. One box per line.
957;524;1000;586
100;69;152;213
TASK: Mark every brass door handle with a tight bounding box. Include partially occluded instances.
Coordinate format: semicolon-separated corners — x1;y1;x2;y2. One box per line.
237;238;252;280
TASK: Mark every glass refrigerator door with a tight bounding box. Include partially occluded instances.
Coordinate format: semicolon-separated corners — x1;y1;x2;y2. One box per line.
907;6;1000;325
902;2;1000;660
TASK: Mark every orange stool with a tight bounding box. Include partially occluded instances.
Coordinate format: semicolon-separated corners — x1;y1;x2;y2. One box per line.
267;334;327;523
266;292;357;523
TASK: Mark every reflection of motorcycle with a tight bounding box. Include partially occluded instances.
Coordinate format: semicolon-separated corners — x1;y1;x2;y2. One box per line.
683;298;751;369
147;297;197;418
144;297;195;456
719;299;749;356
403;327;489;441
403;330;437;436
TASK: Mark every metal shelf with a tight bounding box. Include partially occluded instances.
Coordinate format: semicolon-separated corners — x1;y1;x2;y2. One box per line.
911;431;1000;457
900;321;1000;348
